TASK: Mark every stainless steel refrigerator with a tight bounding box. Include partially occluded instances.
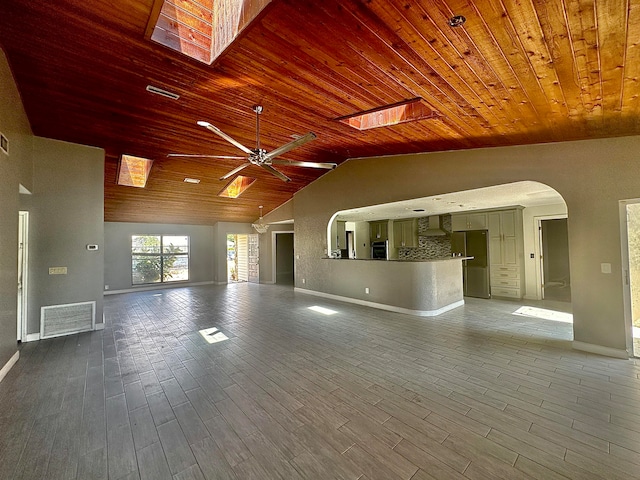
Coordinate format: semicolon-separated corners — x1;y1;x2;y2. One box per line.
451;230;490;298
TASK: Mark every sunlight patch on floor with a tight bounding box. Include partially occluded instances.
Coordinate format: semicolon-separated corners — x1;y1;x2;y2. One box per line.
199;327;229;344
308;305;338;315
512;306;573;323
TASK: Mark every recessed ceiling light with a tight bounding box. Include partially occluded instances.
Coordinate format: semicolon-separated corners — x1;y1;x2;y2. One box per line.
184;178;200;184
448;15;466;27
413;209;425;212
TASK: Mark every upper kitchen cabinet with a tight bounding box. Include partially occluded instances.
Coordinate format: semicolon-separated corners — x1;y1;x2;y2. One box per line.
370;220;389;241
451;212;488;231
488;210;520;266
393;219;417;248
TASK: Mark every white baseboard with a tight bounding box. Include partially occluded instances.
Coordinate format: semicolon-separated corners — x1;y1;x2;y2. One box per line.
0;351;19;384
105;281;215;295
294;288;464;317
572;341;629;359
25;333;40;342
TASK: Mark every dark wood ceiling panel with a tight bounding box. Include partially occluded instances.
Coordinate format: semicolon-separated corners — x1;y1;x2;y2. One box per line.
2;0;640;225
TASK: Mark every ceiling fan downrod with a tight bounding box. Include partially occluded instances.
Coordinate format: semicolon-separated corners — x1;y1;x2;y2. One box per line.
253;105;263;153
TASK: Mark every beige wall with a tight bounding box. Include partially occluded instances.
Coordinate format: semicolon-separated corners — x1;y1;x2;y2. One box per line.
28;137;105;334
104;222;215;292
283;136;640;354
0;48;32;371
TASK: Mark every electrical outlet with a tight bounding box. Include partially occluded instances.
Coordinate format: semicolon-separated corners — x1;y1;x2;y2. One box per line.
365;287;370;294
105;285;110;290
302;278;306;284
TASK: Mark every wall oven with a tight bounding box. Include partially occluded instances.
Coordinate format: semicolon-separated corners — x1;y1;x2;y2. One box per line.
371;240;388;260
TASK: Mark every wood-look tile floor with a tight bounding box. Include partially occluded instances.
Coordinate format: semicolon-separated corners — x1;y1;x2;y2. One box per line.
1;284;640;479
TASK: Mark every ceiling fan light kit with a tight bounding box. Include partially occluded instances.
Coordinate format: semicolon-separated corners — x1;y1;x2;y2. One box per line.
169;106;337;183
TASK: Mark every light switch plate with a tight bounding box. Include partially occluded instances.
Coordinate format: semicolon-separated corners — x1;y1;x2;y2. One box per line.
49;266;67;275
601;263;612;274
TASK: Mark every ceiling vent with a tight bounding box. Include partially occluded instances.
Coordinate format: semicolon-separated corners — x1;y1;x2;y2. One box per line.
145;85;180;100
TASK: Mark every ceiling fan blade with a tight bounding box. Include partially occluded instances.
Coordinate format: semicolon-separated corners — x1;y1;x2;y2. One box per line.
263;132;317;161
271;159;337;170
220;162;252;180
167;154;246;159
260;164;291;182
197;121;253;155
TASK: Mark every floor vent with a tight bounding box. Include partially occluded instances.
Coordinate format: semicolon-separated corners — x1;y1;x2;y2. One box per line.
40;301;95;339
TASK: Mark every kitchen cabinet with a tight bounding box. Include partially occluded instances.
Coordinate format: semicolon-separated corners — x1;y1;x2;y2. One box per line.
488;209;523;298
451;212;487;231
393;219;417;248
370;220;389;241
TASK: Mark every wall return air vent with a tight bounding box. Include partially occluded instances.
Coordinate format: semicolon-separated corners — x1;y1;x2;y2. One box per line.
40;301;96;339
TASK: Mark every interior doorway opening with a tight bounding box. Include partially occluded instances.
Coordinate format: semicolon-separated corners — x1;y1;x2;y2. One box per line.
274;232;294;285
621;200;640;356
539;218;571;302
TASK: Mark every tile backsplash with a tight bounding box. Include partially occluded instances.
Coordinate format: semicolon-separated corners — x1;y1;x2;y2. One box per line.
398;214;452;260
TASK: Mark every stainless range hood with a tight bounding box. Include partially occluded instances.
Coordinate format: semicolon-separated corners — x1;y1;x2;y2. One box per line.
423;215;447;236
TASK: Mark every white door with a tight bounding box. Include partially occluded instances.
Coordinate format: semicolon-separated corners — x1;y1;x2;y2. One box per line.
236;235;249;282
17;211;28;341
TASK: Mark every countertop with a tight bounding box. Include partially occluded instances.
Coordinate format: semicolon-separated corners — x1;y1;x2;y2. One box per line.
322;256;474;262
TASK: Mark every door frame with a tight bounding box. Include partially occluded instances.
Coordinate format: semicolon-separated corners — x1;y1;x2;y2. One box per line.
270;230;294;284
619;199;640;356
17;211;29;342
534;214;568;300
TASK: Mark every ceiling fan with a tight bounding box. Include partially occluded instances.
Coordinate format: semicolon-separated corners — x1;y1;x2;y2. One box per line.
168;105;337;182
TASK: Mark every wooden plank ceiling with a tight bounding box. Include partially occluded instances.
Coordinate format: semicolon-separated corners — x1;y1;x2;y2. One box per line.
1;0;639;225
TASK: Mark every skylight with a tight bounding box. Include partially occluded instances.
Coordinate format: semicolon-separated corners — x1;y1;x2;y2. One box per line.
117;155;154;188
147;0;272;65
337;98;439;131
218;175;256;198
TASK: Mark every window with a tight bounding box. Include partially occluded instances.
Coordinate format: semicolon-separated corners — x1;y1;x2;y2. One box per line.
336;98;439;130
147;0;272;65
132;235;189;285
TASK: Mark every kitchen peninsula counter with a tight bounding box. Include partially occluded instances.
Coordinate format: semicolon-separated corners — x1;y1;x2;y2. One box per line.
295;257;468;316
